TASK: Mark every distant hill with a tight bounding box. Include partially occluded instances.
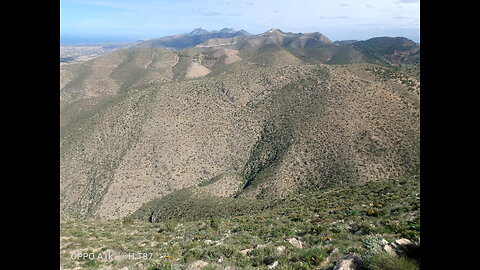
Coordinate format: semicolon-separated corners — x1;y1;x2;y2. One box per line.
334;40;358;45
132;28;250;49
352;37;420;66
196;30;419;68
197;28;333;50
61;30;420;70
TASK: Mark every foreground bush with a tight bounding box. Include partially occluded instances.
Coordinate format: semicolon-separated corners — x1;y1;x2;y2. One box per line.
362;253;419;270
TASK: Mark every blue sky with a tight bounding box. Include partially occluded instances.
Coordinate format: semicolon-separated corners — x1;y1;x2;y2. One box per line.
60;0;420;44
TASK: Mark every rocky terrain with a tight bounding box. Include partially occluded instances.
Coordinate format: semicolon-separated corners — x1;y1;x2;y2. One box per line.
60;177;420;270
60;28;420;269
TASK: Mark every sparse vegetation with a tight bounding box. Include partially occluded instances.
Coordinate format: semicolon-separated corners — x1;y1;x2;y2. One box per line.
363;253;419;270
61;177;420;269
60;29;420;269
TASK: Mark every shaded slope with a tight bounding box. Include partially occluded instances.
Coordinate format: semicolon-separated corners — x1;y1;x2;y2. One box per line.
235;66;419;199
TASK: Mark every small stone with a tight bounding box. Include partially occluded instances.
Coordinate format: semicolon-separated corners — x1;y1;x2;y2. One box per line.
380;239;389;245
267;261;279;269
276;246;286;254
287;238;303;249
240;248;252;255
257;244;267;249
204;240;213;244
331;219;345;225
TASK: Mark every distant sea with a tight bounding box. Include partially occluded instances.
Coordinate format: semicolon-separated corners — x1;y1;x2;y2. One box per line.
60;35;139;45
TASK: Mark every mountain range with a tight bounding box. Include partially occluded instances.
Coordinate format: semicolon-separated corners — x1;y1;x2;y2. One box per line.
130;28;250;49
60;28;420;220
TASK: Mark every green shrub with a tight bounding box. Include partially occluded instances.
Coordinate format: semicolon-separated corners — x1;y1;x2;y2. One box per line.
249;246;276;267
300;248;328;267
122;216;134;225
308;224;326;235
183;248;204;263
362;235;384;255
165;219;178;232
83;259;98;268
289;247;328;267
362;253;419;270
210;218;221;231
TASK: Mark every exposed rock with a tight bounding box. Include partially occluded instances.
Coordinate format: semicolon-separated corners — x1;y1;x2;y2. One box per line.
391;238;419;257
287;238;303;249
186;260;208;270
383;244;398;256
276;246;286;254
333;254;362;270
267;261;279;269
380;238;418;258
240;248;253;255
353;229;364;236
395;238;413;246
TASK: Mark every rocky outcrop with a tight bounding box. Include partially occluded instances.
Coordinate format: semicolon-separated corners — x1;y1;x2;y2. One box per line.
381;238;420;258
333;254;362;270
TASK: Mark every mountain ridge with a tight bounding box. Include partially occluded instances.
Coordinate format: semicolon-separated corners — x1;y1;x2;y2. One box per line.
131;28;250;50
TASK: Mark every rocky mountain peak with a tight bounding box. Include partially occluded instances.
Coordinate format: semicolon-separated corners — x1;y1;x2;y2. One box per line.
263;28;287;36
189;27;209;35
